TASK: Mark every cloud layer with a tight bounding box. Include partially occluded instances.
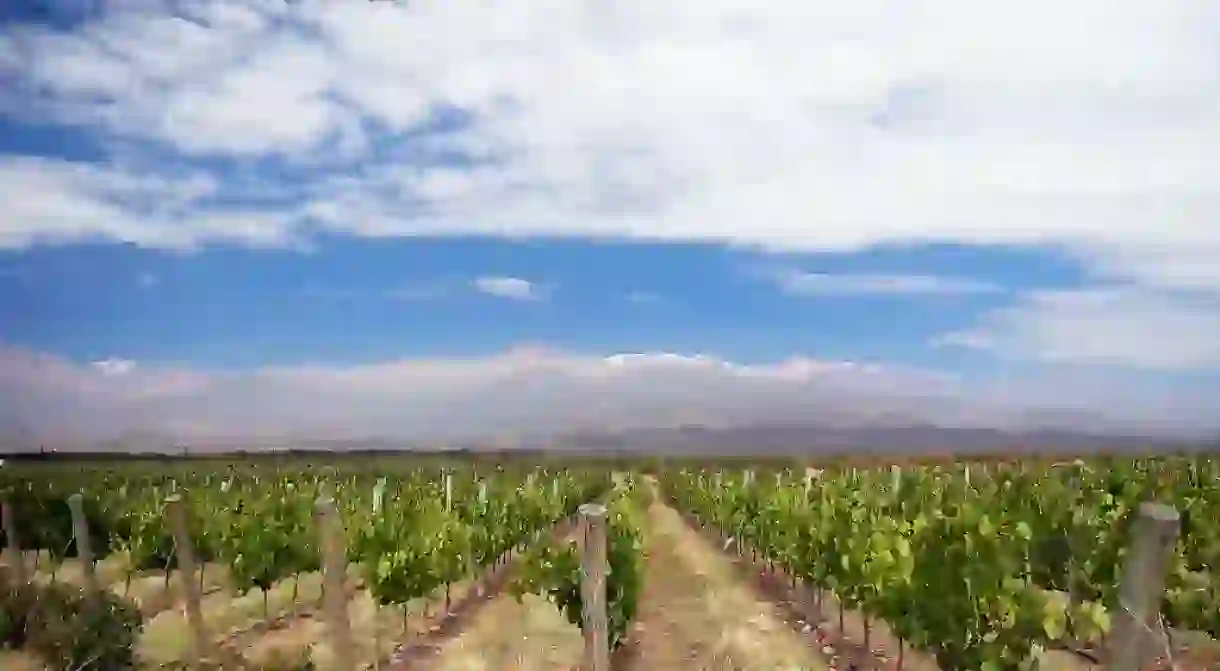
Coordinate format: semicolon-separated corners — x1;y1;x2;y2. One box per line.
1;344;1215;448
774;269;1002;297
936;288;1220;370
1;1;1218;377
1;0;1217;292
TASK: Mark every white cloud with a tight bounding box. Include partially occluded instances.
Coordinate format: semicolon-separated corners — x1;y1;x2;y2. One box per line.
91;358;137;377
473;276;543;301
1078;242;1220;294
935;287;1220;370
0;0;1216;297
0;156;295;249
774;269;1002;297
2;1;1219;372
1;344;1214;446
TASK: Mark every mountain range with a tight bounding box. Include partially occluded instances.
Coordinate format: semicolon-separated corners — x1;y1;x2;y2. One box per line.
4;421;1210;457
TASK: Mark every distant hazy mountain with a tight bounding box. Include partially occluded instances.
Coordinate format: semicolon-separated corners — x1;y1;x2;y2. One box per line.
3;421;1210;457
545;423;1206;456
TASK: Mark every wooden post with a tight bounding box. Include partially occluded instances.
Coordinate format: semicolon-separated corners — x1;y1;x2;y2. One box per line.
2;501;25;586
1108;502;1180;671
166;494;210;667
67;494;99;598
316;496;355;670
579;503;609;671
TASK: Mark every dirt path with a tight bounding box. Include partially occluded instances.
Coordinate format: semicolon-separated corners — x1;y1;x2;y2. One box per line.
0;650;47;671
399;517;587;671
407;590;585;670
669;501;1133;671
616;493;829;670
688;521;940;671
414;482;830;671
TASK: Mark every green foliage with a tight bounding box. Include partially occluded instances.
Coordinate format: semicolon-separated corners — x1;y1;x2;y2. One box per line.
23;456;1218;669
343;468;610;608
510;482;644;650
352;491;470;606
0;485;112;562
663;457;1220;671
0;462;613;670
205;478;321;603
111;495;177;573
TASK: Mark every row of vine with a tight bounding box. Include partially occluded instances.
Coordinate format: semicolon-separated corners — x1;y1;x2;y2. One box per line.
661;456;1220;670
1;462;613;665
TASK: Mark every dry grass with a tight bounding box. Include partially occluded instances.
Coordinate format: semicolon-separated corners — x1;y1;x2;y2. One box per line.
0;650;49;671
5;549;235;618
416;591;583;670
345;576;490;666
138;569;330;667
5;547;530;670
624;497;827;670
120;562;234;616
239;617;326;670
145;571;485;670
390;521;592;670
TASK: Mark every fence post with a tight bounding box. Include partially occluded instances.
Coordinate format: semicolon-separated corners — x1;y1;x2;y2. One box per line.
166;494;211;667
1108;502;1180;671
66;494;99;599
579;503;609;671
2;501;25;586
316;496;355;670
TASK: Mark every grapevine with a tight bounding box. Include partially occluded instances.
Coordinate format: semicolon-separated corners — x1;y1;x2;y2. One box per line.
662;457;1220;670
510;473;646;650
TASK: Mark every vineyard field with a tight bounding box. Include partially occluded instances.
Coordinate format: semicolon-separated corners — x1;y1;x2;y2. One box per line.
0;457;624;669
1;452;1219;670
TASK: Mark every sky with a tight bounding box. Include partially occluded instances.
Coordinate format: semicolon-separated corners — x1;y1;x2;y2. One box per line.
1;0;1219;445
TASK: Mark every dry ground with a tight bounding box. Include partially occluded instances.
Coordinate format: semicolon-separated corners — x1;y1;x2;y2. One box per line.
615;490;828;671
679;499;1220;671
416;480;830;671
410;591;585;670
0;650;49;671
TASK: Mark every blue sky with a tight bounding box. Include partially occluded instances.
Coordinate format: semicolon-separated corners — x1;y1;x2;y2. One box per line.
0;1;1218;442
0;238;1083;369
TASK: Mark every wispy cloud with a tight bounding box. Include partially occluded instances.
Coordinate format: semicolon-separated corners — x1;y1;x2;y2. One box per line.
472;276;544;301
137;272;159;288
91;358;137;377
934;287;1220;370
772;269;1003;297
0;1;1216;299
302;278;539;303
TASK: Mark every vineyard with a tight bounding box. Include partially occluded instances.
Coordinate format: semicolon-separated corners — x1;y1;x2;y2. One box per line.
663;455;1220;670
0;461;641;669
0;454;1218;670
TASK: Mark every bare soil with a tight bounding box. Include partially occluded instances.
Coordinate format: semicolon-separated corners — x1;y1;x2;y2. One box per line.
613;494;828;670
